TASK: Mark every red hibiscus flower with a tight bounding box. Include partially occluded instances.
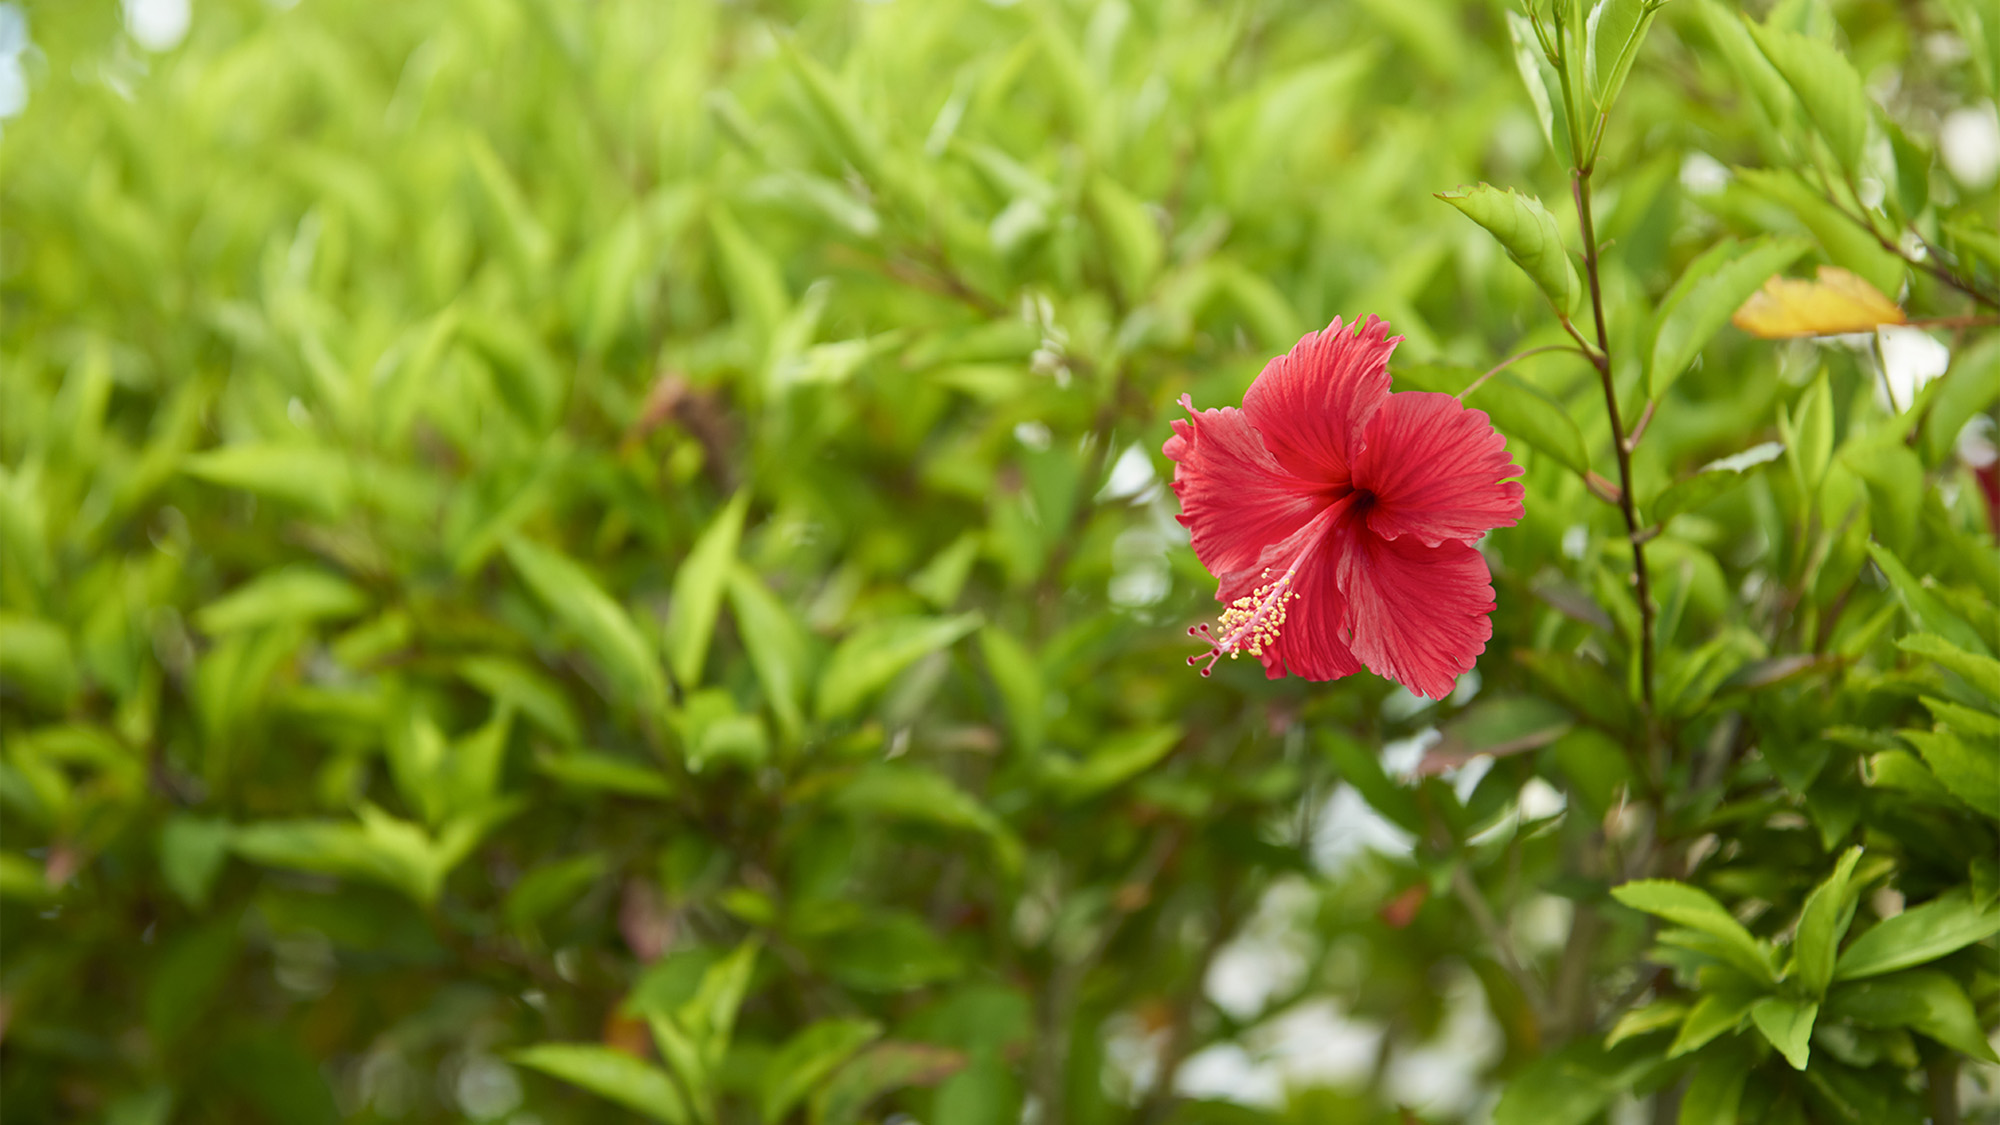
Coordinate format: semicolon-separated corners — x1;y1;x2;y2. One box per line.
1164;315;1524;699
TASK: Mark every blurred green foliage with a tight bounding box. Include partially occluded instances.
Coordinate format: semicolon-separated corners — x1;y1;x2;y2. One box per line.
2;0;1998;1122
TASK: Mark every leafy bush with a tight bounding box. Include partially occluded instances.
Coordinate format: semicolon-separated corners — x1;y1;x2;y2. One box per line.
2;0;1997;1122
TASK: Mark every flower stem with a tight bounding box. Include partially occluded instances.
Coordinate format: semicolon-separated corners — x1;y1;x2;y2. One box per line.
1571;171;1657;714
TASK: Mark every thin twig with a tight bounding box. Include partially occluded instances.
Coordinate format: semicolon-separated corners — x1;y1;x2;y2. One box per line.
1458;344;1586;401
1572;170;1656;713
1451;864;1550;1020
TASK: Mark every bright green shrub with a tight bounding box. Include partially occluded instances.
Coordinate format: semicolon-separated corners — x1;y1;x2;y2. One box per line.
2;0;1996;1122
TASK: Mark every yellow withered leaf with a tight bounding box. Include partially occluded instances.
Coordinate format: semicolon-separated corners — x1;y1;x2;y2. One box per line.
1731;266;1905;338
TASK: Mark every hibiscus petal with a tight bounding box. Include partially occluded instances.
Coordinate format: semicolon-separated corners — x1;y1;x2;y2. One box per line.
1212;499;1364;682
1164;394;1323;578
1338;532;1496;700
1352;391;1524;546
1242;315;1400;486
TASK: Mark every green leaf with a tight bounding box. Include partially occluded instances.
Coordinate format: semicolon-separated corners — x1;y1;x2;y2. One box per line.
1746;16;1872;176
711;205;790;350
815;613;981;720
1836;890;2000;981
1923;334;2000;465
1612;880;1776;984
1840;438;1924;553
0;853;49;901
977;626;1043;755
834;766;1019;874
1652;441;1784;524
159;815;233;910
504;853;610;930
1901;728;2000;820
1436;185;1579;314
1087;177;1163;303
1824;970;2000;1062
1868;545;1994;657
504;536;669;719
533;747;676;799
1678;1053;1751;1125
762;1019;882;1125
1605;1000;1689;1047
725;566;813;743
1749;996;1817;1070
1694;0;1796;127
810;1042;966;1125
1043;724;1182;801
1648;236;1811;399
777;36;890;186
666;492;749;688
1505;11;1558;157
457;656;582;745
1785;370;1836;501
182;445;352;517
1588;0;1661;112
1735;170;1906;297
1793;846;1864;997
1493;1038;1665;1125
1935;0;2000;96
1394;364;1590;477
511;1044;690;1125
1898;633;2000;705
145;920;238;1044
194;567;368;634
464;134;553;277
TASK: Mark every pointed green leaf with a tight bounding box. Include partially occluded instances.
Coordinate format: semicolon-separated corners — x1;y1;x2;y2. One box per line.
1668;989;1758;1057
1437;185;1579;314
1746;17;1872;176
510;1045;689;1124
1652;441;1784;524
815;614;981;720
1505;12;1558;156
1677;1054;1750;1125
182;445;352;517
195;567;368;635
1837;890;2000;981
1900;633;2000;705
1868;545;1993;657
1825;970;2000;1062
1794;846;1864;997
1749;996;1817;1070
504;536;669;719
1612;880;1776;984
725;566;812;743
1648;236;1811;399
666;493;749;688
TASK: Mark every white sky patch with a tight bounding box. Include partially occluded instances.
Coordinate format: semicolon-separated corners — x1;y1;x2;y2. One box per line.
1204;878;1317;1020
1679;151;1730;195
1519;777;1567;820
1098;442;1159;502
0;2;27;122
1384;965;1505;1118
1561;524;1589;560
1876;325;1950;413
1958;414;1996;469
1311;784;1417;874
1174;1043;1284;1108
1941;101;2000;191
125;0;191;52
1381;728;1439;778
